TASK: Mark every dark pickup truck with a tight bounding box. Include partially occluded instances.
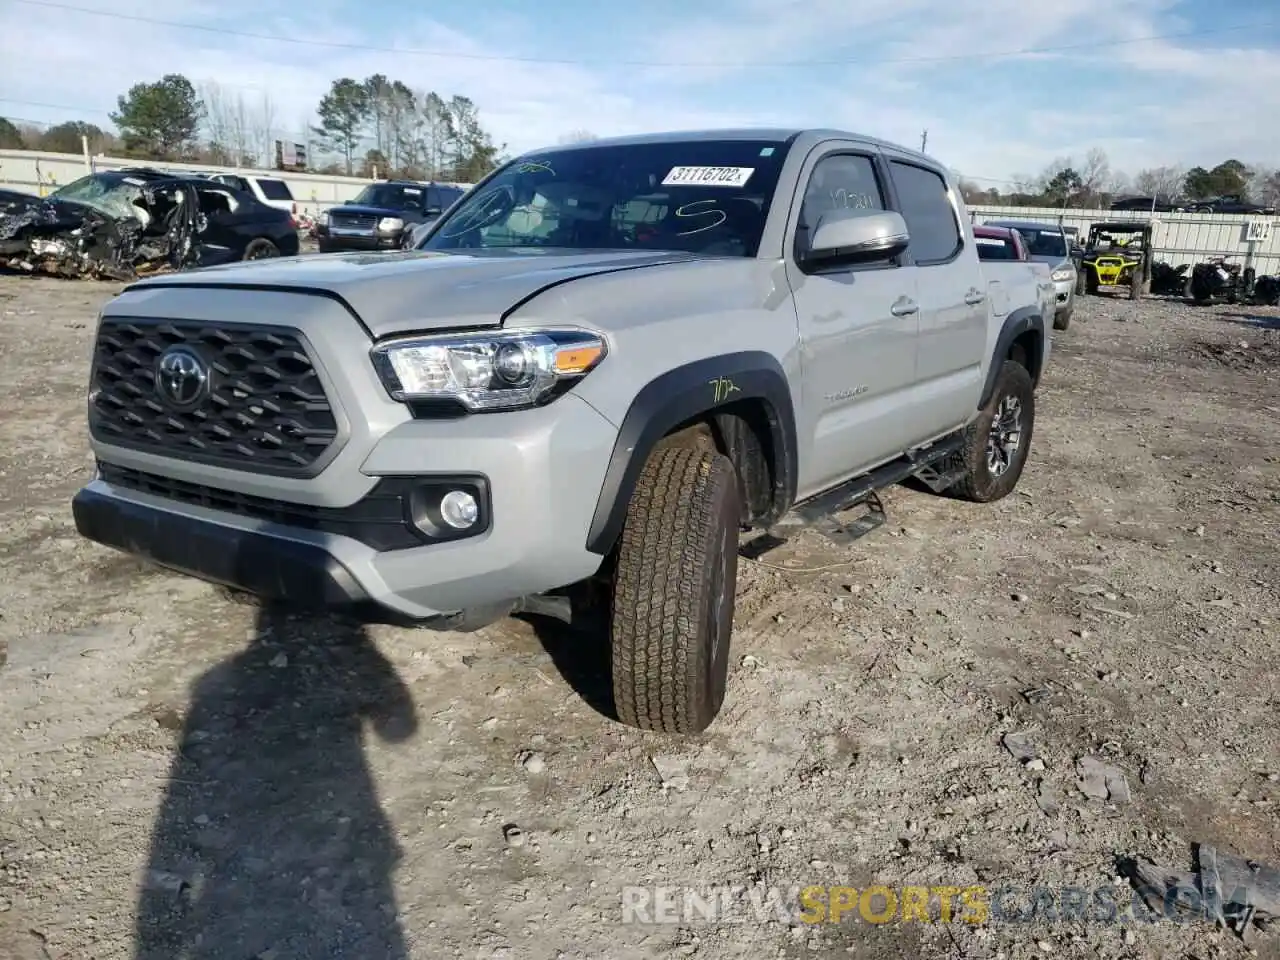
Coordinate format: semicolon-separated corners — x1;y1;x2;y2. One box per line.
315;181;466;253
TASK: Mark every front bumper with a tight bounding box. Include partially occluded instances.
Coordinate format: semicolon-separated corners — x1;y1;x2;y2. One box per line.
315;227;405;252
74;287;619;620
73;483;370;607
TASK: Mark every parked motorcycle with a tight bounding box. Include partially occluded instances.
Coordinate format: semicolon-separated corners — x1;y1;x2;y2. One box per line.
1189;257;1243;304
1150;260;1190;297
1252;274;1280;306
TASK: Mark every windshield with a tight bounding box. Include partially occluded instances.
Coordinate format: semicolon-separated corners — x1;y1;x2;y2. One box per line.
420;139;792;256
1014;228;1068;259
50;174;146;219
352;184;425;211
1091;230;1142;249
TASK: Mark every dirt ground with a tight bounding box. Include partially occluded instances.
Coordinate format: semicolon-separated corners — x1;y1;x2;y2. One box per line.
0;273;1277;960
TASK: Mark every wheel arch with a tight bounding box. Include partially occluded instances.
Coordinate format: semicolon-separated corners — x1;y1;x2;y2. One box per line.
980;307;1045;408
585;351;798;555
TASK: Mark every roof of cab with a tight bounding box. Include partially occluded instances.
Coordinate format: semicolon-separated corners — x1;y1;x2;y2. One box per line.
985;219;1068;233
519;127;938;166
973;225;1018;239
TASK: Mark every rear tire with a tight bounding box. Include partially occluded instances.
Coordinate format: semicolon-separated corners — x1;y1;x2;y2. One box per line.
950;361;1035;503
243;238;280;261
610;447;740;735
1053;308;1072;331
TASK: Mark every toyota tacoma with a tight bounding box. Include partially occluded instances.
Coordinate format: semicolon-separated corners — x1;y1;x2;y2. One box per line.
72;129;1052;735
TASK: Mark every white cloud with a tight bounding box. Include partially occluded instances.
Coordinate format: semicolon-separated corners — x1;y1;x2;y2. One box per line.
1;0;1278;183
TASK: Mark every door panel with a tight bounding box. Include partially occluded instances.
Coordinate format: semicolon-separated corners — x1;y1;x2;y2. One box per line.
886;158;986;439
194;188;245;266
784;148;921;498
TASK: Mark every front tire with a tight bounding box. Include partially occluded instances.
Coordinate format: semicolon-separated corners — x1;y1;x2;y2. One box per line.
610;447;740;735
951;361;1035;503
1053;308;1073;331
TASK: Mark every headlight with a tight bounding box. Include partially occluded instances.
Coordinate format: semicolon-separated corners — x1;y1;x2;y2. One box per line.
377;217;405;233
371;329;607;412
1051;268;1073;282
319;210;330;226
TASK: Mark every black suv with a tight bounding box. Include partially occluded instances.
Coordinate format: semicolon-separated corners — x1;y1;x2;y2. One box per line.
316;181;465;252
1184;195;1276;214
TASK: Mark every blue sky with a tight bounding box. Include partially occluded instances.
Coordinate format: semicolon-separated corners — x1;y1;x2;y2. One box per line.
1;0;1277;185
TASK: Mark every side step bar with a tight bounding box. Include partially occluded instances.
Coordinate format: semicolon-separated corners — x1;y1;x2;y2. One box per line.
740;432;966;557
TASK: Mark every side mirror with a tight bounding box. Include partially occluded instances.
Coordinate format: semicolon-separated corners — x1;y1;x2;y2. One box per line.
804;210;910;266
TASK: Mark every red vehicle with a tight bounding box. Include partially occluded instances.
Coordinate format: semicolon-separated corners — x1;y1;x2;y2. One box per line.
972;224;1055;323
973;224;1030;261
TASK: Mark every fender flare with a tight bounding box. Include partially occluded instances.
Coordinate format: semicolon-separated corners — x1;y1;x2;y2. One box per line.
980;307;1045;408
585;351;798;555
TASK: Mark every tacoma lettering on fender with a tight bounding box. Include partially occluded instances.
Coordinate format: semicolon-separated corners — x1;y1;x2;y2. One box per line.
72;128;1051;735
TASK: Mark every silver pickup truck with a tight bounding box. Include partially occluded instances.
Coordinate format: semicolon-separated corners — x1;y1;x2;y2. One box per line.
72;128;1053;735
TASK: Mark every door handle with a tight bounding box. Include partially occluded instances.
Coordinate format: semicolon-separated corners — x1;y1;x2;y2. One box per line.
891;298;919;317
964;290;986;305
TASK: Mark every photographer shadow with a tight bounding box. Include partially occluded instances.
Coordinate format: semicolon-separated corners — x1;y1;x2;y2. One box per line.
133;602;418;959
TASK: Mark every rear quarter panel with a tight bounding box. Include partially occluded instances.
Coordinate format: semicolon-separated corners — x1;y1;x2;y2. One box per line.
947;193;999;414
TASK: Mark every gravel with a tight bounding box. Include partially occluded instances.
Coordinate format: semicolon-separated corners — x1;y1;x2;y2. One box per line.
0;276;1278;959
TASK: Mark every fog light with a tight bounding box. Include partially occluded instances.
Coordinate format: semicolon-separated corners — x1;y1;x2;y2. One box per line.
439;489;479;529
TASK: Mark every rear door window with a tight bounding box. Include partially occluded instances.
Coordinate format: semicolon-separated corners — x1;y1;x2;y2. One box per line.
197;188;238;216
254;178;294;201
888;160;962;265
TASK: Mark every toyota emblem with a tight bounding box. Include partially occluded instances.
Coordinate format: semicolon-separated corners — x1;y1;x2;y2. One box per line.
155;346;209;408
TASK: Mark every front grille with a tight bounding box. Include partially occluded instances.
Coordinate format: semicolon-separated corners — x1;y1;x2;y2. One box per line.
330;212;378;230
90;318;340;475
98;462;426;551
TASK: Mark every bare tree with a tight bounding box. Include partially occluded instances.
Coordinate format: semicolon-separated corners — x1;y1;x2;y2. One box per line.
197;81;263;166
1077;148;1111;204
956;177;990;206
557;129;599;144
251;91;277;168
227;93;251;167
1248;167;1280;207
1132;165;1186;202
199;81;233;163
1009;173;1038;196
1106;169;1133;197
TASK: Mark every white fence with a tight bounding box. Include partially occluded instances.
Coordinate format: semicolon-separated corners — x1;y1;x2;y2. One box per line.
969;205;1279;275
0;148;385;217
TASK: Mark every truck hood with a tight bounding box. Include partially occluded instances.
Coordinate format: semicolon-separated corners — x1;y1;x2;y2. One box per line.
126;248;702;336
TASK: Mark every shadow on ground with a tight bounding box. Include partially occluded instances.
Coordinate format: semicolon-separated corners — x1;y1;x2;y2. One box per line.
133;604;419;959
1219;312;1280;331
525;610;617;723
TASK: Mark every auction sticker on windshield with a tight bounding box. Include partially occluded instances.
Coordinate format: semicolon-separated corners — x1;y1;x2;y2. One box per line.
662;167;755;188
